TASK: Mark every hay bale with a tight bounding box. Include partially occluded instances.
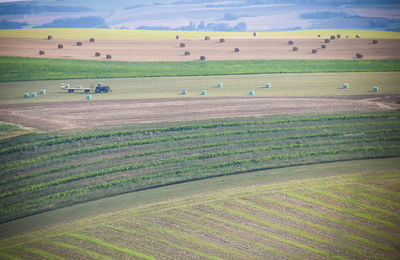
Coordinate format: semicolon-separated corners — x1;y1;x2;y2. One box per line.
86;95;92;100
39;50;45;55
373;39;378;44
265;83;271;88
373;87;379;92
325;39;330;43
292;47;298;51
234;48;240;52
317;34;321;37
40;89;46;94
321;44;326;49
312;49;317;54
106;54;112;59
180;43;185;48
58;44;63;49
356;34;360;38
249;90;255;95
76;41;82;46
201;90;207;95
356;53;363;59
253;32;257;36
182;89;187;95
217;83;223;88
343;83;348;89
31;92;37;98
288;40;294;45
200;56;206;60
330;35;336;40
24;93;29;98
219;38;225;43
205;36;210;40
95;52;101;57
176;35;180;39
345;35;349;38
337;34;341;38
184;51;190;56
48;35;53;40
90;38;95;42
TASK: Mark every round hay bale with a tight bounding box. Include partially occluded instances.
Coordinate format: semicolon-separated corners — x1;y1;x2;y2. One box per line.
356;34;360;38
217;83;222;88
219;38;225;43
89;38;95;42
40;89;46;95
321;44;326;49
184;51;190;56
47;35;53;40
330;35;336;40
200;56;206;61
86;95;92;100
345;35;349;38
205;36;210;40
253;32;257;36
31;92;37;98
343;83;349;89
234;48;240;52
292;46;298;51
182;89;187;95
95;52;101;57
106;54;112;59
373;39;378;44
77;85;82;89
76;41;82;46
325;39;330;43
249;90;255;95
288;40;294;45
337;34;341;38
58;44;63;49
39;50;45;55
24;93;29;98
317;34;321;37
312;49;317;54
265;83;271;88
373;87;379;92
201;90;207;95
356;53;363;59
176;35;180;40
180;43;185;48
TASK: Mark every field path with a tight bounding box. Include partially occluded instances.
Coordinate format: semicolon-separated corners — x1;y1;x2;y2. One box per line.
0;95;398;130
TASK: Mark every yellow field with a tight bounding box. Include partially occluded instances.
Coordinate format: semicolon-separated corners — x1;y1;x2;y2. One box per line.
0;28;399;40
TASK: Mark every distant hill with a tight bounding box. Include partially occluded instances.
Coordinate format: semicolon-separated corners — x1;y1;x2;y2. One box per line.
0;0;399;31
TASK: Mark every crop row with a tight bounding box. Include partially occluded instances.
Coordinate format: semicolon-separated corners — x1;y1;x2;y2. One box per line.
0;113;396;156
2;120;397;171
2;127;396;186
2;136;398;199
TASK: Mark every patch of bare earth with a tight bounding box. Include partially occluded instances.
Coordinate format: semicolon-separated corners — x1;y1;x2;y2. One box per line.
0;95;398;131
0;37;399;61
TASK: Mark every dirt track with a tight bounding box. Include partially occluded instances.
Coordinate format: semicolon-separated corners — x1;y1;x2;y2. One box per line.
1;37;399;61
0;95;398;130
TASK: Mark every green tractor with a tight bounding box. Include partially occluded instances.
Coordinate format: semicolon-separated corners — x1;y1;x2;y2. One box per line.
93;83;111;93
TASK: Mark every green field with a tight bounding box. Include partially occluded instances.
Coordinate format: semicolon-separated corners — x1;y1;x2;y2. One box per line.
1;57;400;82
1;71;399;104
0;168;399;259
1;28;400;40
1;112;399;223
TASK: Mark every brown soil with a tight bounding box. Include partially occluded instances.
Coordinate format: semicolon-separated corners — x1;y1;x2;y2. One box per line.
0;37;399;61
0;95;398;131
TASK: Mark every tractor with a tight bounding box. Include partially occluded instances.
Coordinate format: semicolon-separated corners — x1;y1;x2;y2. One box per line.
93;83;111;93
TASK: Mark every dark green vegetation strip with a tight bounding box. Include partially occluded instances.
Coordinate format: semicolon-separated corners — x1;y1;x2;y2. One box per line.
0;112;399;223
1;56;400;81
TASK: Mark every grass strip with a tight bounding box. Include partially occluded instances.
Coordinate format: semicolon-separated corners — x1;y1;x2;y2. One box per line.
3;127;397;186
50;240;113;260
3;136;398;198
283;191;397;228
24;247;66;260
64;233;155;260
2;120;397;171
2;56;400;82
1;113;396;156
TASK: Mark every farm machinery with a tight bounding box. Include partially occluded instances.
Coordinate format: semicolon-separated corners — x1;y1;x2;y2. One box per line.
61;83;111;93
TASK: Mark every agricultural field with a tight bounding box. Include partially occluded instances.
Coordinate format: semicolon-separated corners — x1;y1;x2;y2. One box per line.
0;168;399;259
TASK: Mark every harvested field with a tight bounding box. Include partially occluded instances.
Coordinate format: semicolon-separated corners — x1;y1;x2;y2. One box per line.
0;95;399;130
0;37;399;61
